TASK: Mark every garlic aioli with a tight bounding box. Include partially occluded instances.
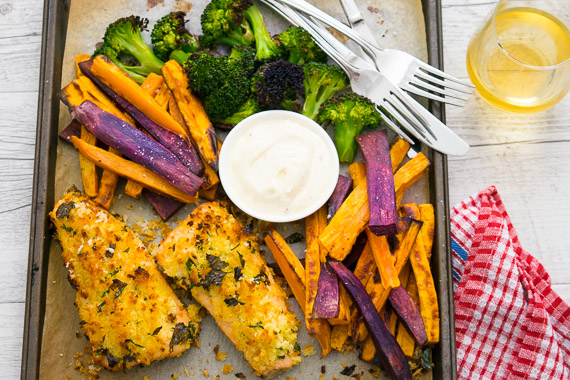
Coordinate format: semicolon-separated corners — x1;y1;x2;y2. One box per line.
219;111;339;222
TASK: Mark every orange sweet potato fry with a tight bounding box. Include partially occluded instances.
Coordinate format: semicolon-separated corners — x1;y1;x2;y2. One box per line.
360;335;375;362
94;155;120;210
352;309;369;343
265;231;306;302
322;152;429;262
121;74;165;200
168;96;188;135
161;60;219;171
396;264;418;358
198;183;218;201
390;137;410;173
124;180;143;199
309;319;332;358
401;203;438;343
305;206;326;332
61;76;134;124
71;137;196;204
121;74;167;201
75;54;91;77
353;241;376;286
348;162;367;188
265;230;331;357
331;324;349;352
140;72;164;97
89;56;189;141
61;74;136;208
319;182;368;261
394;152;430;205
410;219;439;344
366;228;400;290
200;158;220;191
357;218;423;343
154;82;172;110
78;126;99;197
400;203;420;220
419;204;435;260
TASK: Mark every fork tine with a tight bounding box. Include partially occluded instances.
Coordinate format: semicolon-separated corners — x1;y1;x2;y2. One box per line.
408;79;470;100
416;61;475;88
375;107;415;144
404;85;466;107
387;86;431;130
382;100;429;141
414;70;474;94
389;91;441;141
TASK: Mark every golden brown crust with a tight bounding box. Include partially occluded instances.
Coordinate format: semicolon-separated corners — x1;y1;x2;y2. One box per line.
155;202;302;377
50;191;200;371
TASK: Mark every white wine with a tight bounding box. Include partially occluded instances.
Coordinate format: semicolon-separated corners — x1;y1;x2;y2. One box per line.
467;7;570;113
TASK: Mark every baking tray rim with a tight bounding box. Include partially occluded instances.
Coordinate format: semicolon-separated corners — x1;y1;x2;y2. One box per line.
20;0;457;378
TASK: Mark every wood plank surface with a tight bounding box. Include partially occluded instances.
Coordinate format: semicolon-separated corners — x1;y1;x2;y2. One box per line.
0;0;569;377
0;0;42;377
0;303;26;380
442;0;570;302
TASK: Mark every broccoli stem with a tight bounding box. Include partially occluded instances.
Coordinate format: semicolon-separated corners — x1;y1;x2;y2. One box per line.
115;66;148;83
122;37;165;76
170;50;192;66
334;122;365;163
303;86;340;121
218;21;254;47
244;5;278;60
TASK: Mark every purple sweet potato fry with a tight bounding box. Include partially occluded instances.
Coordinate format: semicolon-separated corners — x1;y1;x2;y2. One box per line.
312;262;340;319
389;285;428;346
78;59;204;176
356;130;397;236
327;175;353;222
329;261;412;380
142;189;184;221
342;231;367;270
59;120;82;143
72;101;202;196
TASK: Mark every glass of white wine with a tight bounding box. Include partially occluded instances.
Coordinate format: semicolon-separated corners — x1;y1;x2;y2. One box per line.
467;0;570;113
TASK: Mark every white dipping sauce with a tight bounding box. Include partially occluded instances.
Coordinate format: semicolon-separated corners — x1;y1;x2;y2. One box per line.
219;111;339;222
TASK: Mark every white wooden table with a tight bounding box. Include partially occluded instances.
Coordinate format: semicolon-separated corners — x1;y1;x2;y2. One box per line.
0;0;568;378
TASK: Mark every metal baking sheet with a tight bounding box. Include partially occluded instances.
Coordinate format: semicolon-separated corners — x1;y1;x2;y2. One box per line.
21;0;456;378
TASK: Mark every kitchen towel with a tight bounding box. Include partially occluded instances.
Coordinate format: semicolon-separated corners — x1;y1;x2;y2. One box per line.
451;186;570;379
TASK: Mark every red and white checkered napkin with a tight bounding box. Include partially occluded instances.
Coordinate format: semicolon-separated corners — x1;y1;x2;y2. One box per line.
450;186;570;380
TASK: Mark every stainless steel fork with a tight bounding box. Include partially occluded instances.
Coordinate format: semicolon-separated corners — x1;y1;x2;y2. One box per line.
261;0;470;156
274;0;474;107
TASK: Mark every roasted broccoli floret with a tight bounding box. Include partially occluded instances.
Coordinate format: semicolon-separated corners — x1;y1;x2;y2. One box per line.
186;46;256;121
151;11;199;64
229;44;256;74
275;26;328;65
200;0;255;47
186;51;229;94
215;97;262;127
301;62;349;121
203;74;252;121
93;16;164;83
318;92;383;162
252;60;304;110
243;5;281;61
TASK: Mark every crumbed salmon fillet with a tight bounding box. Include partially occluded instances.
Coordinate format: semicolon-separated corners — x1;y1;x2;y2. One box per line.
50;190;201;371
155;201;302;377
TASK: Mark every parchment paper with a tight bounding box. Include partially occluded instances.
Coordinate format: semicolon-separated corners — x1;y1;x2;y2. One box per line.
39;0;430;379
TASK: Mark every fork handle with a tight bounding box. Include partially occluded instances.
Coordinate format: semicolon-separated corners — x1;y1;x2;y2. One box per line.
339;0;363;25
